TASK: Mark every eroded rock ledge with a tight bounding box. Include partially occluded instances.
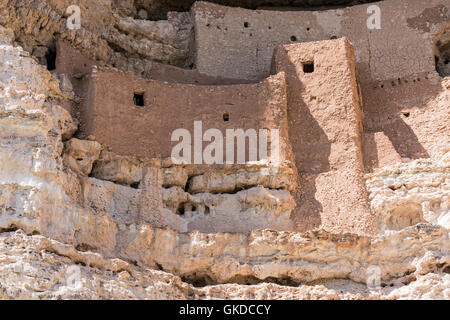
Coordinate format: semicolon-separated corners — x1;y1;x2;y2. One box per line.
0;228;448;299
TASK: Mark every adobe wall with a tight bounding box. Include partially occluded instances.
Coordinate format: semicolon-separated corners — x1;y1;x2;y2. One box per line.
192;0;448;82
55;40;99;116
361;72;449;162
273;38;375;235
146;61;250;85
191;0;450;165
362;132;402;172
80;68;293;168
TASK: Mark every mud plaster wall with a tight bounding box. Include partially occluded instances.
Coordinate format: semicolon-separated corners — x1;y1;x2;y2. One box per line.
80;68;293;167
192;0;448;82
273;38;375;235
192;0;450;164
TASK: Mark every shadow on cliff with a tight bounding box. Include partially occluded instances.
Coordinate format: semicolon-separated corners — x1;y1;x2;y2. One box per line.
362;115;431;172
360;74;445;170
383;116;430;159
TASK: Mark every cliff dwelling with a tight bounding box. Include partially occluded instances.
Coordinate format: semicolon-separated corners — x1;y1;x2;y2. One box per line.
0;0;448;300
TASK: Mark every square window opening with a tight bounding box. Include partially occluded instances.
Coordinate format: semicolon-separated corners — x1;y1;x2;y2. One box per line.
45;45;57;71
133;92;145;107
303;62;314;73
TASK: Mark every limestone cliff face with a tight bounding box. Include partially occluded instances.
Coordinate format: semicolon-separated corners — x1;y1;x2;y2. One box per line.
0;0;448;300
0;0;193;73
366;152;450;233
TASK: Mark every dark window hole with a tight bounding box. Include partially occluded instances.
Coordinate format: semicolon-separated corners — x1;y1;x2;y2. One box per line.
223;113;229;122
303;62;314;73
130;182;140;189
133;92;145;107
402;112;410;118
290;35;297;42
244;22;249;28
45;45;57;71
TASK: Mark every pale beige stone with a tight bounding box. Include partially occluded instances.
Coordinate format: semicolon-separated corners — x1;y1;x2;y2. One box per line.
91;151;143;186
64;138;102;176
366;153;450;232
162;166;188;188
